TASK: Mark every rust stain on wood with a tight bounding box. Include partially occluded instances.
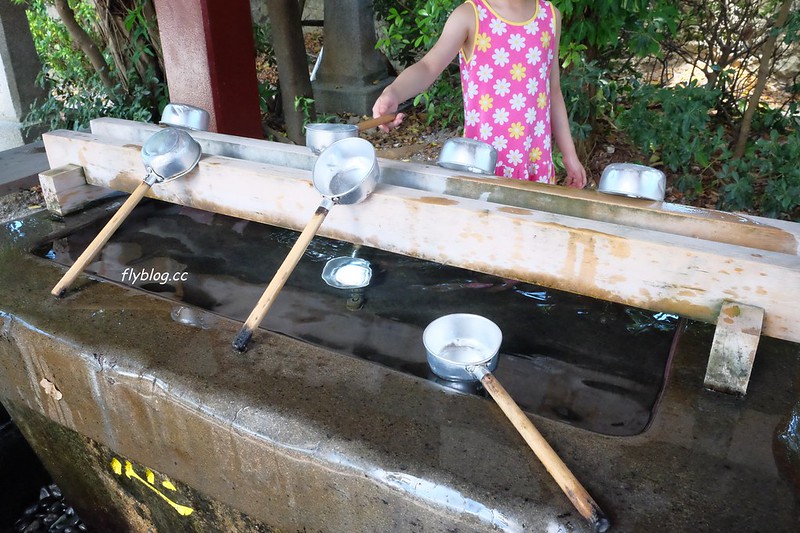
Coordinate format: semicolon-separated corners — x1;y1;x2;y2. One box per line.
497;206;533;216
416;196;459;206
724;305;742;318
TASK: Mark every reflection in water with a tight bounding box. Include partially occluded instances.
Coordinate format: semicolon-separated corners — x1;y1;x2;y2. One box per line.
775;401;800;493
34;200;678;436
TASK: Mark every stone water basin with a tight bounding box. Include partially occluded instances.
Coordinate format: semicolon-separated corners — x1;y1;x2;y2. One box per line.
0;197;798;532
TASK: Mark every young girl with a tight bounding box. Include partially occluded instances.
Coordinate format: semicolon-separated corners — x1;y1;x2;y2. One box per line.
373;0;586;188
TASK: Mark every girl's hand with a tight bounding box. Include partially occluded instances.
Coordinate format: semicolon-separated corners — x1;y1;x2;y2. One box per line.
372;89;405;132
563;156;587;189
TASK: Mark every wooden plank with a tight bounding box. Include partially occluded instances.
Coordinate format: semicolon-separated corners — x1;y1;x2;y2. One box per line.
704;301;764;395
42;129;800;344
90;118;800;255
38;164;120;216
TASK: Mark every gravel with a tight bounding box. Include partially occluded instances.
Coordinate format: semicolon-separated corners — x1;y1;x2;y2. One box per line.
12;484;87;533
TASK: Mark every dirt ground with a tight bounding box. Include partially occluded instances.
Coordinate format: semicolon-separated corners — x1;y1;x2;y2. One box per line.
0;186;45;225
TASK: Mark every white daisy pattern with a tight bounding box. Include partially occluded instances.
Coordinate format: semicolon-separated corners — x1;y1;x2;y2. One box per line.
508;34;525;52
527;77;539;96
494;78;511;97
489;18;507;35
510;93;526;111
493;107;510;125
465;109;480;127
538;64;548;80
459;0;556;182
492;136;508;152
492;47;510;67
507;149;524;165
527;47;542;65
467;81;479;100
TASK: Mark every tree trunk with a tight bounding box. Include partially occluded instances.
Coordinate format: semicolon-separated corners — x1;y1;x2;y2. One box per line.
53;0;115;90
265;0;315;144
733;0;794;158
89;0;165;117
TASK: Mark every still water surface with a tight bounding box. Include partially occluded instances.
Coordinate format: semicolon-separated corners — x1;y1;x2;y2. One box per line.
34;200;679;436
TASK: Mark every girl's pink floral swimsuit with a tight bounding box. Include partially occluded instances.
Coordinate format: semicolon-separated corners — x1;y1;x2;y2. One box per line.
459;0;556;182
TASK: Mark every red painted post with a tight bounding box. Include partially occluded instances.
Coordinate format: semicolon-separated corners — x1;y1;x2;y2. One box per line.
153;0;263;138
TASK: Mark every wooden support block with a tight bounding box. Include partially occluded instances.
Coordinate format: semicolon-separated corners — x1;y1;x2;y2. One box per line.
704;301;765;395
38;164;120;216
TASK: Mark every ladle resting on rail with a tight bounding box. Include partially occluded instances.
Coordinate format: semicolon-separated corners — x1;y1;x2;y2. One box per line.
232;137;379;352
50;127;202;297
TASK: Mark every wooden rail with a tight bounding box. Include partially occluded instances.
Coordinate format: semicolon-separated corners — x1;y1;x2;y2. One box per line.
89;118;800;256
41;127;800;348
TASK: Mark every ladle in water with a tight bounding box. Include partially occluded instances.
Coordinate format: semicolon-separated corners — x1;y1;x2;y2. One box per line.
232;137;379;351
50;127;202;297
423;314;610;533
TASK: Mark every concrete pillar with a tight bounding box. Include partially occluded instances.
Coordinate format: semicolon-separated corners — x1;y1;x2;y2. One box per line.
0;2;44;150
312;0;393;115
153;0;263;138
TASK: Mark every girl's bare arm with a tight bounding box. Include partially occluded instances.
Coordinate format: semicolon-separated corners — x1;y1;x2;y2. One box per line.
373;3;475;129
549;6;587;188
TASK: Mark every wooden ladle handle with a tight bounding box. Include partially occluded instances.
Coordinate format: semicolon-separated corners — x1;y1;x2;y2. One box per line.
479;371;610;532
51;181;151;297
357;113;398;131
232;204;330;352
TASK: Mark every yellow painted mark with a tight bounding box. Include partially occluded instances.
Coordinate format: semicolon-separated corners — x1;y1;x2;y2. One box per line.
111;457;122;476
111;457;194;517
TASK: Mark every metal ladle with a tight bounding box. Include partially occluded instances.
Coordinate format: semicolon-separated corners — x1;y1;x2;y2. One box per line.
232;137;380;352
160;102;211;131
423;314;610;533
50;128;202;297
305;114;397;155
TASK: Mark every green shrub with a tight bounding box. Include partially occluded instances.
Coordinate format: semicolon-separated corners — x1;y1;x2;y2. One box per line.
717;129;800;220
374;0;463;126
617;82;729;193
19;0;165;132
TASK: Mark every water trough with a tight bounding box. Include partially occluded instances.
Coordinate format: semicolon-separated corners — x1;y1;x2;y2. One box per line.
0;119;798;531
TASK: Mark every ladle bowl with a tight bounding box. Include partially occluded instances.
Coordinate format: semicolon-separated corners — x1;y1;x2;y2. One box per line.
424;313;501;382
142;127;202;184
160;103;211;131
306;124;358;155
437;137;498;176
321;257;372;289
312;137;379;205
305;114;397;155
597;163;665;201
